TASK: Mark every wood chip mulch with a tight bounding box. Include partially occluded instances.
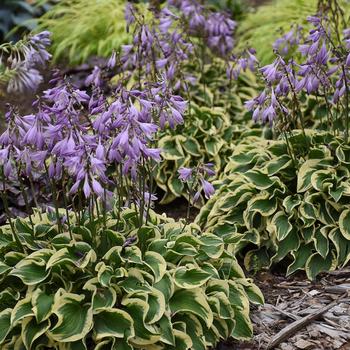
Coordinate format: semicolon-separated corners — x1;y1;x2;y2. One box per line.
218;269;350;350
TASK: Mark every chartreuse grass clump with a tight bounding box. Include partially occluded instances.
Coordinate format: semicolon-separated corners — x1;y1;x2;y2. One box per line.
0;207;263;349
37;0;133;65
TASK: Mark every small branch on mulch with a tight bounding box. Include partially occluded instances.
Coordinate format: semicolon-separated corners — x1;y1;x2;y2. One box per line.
267;294;348;349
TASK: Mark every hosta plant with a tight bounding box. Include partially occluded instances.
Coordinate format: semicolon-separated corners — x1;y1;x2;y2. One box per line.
196;130;350;280
157;103;267;204
0;207;263;349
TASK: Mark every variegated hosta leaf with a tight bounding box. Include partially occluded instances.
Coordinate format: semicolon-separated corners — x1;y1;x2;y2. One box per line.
50;293;93;342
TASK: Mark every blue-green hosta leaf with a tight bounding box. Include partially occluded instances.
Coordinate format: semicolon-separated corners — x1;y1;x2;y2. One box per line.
271;211;293;241
122;298;160;346
32;289;54;323
174;266;212;289
170;288;213;327
143;251;166;283
339;209;350;240
9;250;52;285
0;309;11;344
94;308;134;341
50;293;93;342
305;252;335;280
22;317;50;350
11;297;34;325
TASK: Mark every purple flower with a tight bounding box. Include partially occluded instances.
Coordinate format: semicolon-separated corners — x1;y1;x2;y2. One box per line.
178;167;192;181
201;179;215;199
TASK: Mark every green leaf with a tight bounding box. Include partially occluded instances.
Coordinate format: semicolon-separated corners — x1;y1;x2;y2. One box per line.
22;317;50;350
50;293;93;342
94;308;134;340
11;297;34;325
271;211;293;241
244;170;275;190
248;194;277;216
32;289;54;323
10;250;52;285
183;137;201;156
174;266;211;289
144;251;166;283
0;309;11;344
305;253;334;280
170;288;213;327
339;209;350;240
122;298;160;346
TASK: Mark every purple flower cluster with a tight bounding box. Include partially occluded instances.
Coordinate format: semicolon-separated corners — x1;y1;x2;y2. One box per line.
2;31;51;93
273;25;303;56
168;0;237;57
0;70;187;217
121;3;194;90
226;48;258;80
245;12;350;129
178;163;215;201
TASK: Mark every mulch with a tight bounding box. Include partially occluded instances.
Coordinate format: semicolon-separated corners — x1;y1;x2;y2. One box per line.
219;269;350;350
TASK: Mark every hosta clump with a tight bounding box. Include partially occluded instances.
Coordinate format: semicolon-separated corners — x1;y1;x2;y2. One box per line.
156;103;267;204
0;207;262;349
196;130;350;280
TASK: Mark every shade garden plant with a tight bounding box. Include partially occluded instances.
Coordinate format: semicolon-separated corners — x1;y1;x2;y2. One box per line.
2;0;350;349
0;1;265;349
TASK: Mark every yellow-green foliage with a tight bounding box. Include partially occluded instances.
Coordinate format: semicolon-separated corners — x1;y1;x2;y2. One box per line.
37;0;132;64
237;0;318;64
